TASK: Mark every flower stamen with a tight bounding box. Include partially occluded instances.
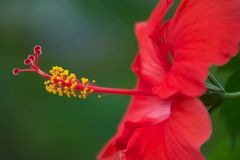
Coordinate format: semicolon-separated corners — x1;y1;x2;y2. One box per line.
13;45;153;99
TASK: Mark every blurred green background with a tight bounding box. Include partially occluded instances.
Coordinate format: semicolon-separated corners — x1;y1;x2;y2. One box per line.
1;0;240;159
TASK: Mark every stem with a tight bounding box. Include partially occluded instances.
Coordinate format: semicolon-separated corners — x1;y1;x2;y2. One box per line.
225;92;240;99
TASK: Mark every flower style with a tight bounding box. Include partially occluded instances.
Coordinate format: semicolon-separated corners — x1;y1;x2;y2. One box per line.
13;0;240;160
99;0;240;159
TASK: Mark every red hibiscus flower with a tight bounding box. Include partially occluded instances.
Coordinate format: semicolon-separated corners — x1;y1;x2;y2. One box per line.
13;0;240;159
98;82;211;160
98;0;240;159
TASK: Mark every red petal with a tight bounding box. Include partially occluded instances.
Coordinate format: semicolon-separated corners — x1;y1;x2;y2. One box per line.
125;97;211;160
98;82;171;159
153;0;240;98
153;61;208;98
132;0;174;86
148;0;174;29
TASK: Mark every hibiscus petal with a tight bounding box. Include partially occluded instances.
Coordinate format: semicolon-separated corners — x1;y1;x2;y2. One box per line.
153;61;208;99
98;82;171;160
153;0;240;98
132;0;174;85
125;97;211;160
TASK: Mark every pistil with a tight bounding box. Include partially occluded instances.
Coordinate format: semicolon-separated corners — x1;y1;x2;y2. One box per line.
13;45;153;99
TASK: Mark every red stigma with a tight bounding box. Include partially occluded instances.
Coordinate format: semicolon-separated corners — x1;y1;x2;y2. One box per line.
12;45;44;76
28;55;35;61
34;45;41;51
24;58;31;65
36;50;42;55
13;68;20;75
34;45;42;55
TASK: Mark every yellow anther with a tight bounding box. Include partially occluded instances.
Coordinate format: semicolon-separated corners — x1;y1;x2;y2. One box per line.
64;79;70;84
66;91;71;97
56;76;61;81
64;70;69;75
59;68;63;72
81;77;89;85
44;81;50;85
70;73;75;78
45;66;95;99
70;84;76;90
57;88;62;92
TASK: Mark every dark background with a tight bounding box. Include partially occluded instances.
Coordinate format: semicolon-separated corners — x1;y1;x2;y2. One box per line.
1;0;240;159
